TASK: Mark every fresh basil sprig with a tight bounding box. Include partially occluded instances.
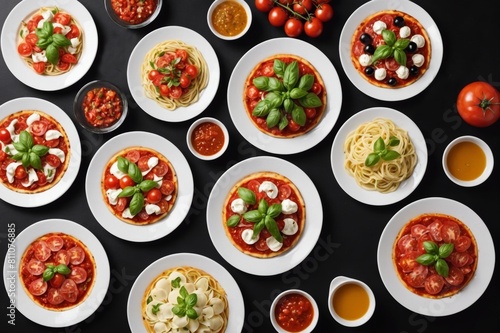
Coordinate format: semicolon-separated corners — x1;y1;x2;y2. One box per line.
43;263;70;281
364;136;401;167
251;59;322;131
416;241;454;277
370;29;410;66
116;156;158;216
35;21;71;65
10;130;49;170
172;286;199;320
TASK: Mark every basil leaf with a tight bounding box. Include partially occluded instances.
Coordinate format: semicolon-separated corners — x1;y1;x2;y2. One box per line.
265;216;283;243
139;180;157;192
265;91;283;109
11;152;24;161
152;303;161;315
117;156;129;173
238;187;256;204
371;44;392;64
55;264;70;275
19;131;33;149
46;44;59;65
186;308;198;320
365;153;380;167
298;74;314;91
128;162;143;184
35;26;48;39
416;253;435;266
43;21;53;36
373;137;385;153
423;241;439;254
395;38;410;50
252;220;265;239
292;106;306;126
258;199;268;214
267;203;282;219
180;286;188;298
171;277;181;288
435;258;449;277
252;100;271;117
29;152;42;169
118;186;136;198
289;87;308;99
226;214;241;227
22;153;30;168
266;108;281;128
147;295;153;304
52;33;71;47
439;243;454;258
389;136;400;146
278;115;288;131
299;93;322;108
273;59;286;78
243;210;263;223
129;192;144;216
43;268;55;281
253;76;269;91
283;61;299;91
382;29;396;46
268;77;284;91
172;306;185;317
32;144;49;156
394;48;407;66
12;141;28;153
283;98;294;113
381;150;401;161
36;37;51;49
186;293;197;308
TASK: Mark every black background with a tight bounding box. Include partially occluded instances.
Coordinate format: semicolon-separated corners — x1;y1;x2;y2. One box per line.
1;0;499;332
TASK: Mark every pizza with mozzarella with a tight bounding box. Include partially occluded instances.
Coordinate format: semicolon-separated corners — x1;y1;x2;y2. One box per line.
101;147;177;225
222;171;305;258
351;10;431;88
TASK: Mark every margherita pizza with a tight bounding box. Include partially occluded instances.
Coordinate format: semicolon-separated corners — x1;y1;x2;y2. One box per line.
0;110;70;193
243;54;326;138
101;147;177;225
351;10;431;88
393;213;477;298
223;171;305;258
20;232;95;310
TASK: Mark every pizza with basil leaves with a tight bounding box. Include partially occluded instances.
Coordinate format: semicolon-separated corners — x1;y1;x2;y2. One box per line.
0;110;70;193
101;147;177;225
351;10;431;88
243;54;326;138
223;171;305;258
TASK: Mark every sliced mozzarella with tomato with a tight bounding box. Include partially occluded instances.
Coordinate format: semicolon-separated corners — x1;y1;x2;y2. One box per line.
45;129;63;141
259;181;278;199
6;162;22;183
241;228;258;244
141;156;159;176
145;204;161;215
21;168;39;187
110;161;127;179
266;236;283;252
26;113;40;126
106;188;122;205
53;23;71;35
48;148;65;162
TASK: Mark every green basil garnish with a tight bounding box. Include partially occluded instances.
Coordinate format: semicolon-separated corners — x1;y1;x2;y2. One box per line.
416;241;454;277
237;187;256;205
9;130;49;170
172;286;199;319
364;136;401;167
370;29;411;66
35;21;71;65
42;264;70;281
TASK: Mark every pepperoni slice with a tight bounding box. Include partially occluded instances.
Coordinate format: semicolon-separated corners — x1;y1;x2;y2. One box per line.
397;234;417;254
441;220;461;243
45;235;64;251
47;287;65;305
60;278;78;302
67;246;85;265
125;150;140;163
352;41;365;57
70;266;88;284
153;161;169;177
30;120;48;136
34;241;52;262
397;251;420;272
54;250;70;265
428;220;443;242
424;274;445;295
454;235;472;252
28;278;48;296
160;180;175;196
138;155;152;171
410;224;428;238
405;264;428;288
26;259;45;275
278;185;292;200
445;266;464;286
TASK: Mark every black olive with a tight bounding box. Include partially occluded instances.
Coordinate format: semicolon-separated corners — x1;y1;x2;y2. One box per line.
394;16;405;27
364;44;375;55
406;42;417;53
387;77;397;86
364;67;375;76
410;66;419;76
360;33;372;45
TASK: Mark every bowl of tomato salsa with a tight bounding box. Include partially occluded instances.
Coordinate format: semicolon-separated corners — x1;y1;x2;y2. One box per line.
207;0;252;40
104;0;162;29
270;289;319;333
74;80;128;134
186;117;229;160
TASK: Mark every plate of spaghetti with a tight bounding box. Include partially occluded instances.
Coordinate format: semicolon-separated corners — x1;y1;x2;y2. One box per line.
1;0;98;91
127;26;219;122
330;107;427;206
127;253;244;333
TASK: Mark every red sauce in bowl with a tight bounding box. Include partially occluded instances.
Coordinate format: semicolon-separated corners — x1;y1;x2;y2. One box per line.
190;122;225;156
274;293;314;332
110;0;157;25
82;87;123;128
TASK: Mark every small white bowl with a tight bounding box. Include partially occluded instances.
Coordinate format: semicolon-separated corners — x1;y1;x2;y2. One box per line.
328;276;375;327
207;0;252;40
442;135;494;187
186;117;229;160
270;289;319;333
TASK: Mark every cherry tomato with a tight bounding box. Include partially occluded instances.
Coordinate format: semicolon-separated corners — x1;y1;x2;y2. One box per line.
27;15;43;32
293;0;313;15
185;64;198;79
311;82;322;95
0;128;11;143
30;120;48;136
246;85;260;99
33;62;45;74
288;119;301;131
284;17;303;38
120;175;135;188
17;43;32;57
49;273;65;289
304;17;323;38
14;165;27;179
254;0;274;12
105;174;119;189
305;108;317;119
116;197;128;212
148;69;160;81
278;0;293;4
175;49;188;62
179;74;191;88
159;84;170;97
268;7;288;27
57;61;70;71
25;33;38;47
146;188;162;204
456;81;500;127
170;86;183;99
61;53;78;64
53;12;71;25
65;24;80;39
315;3;334;22
36;171;47;186
46;154;61;168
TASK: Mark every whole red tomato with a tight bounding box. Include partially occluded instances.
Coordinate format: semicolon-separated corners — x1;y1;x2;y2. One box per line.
268;7;288;27
284;17;303;37
315;3;334;22
304;17;323;38
254;0;273;13
456;81;500;127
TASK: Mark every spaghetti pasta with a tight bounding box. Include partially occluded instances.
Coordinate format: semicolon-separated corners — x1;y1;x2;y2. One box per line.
141;40;209;110
343;118;417;193
142;266;228;333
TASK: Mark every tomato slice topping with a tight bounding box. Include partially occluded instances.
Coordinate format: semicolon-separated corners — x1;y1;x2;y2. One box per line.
70;266;88;284
45;235;64;251
34;241;52;262
424;274;445;295
54;249;70;265
26;259;45;276
67;246;85;265
47;287;65;305
29;278;48;296
441;220;461;243
60;278;78;302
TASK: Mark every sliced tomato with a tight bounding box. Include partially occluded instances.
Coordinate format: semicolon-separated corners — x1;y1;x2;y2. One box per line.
416;233;432;254
45;235;64;251
17;42;32;57
70;266;88;284
445;266;464;286
26;259;45;276
158;200;169;213
33;62;45;74
60;278;78;302
67;246;85;265
116;197;128;212
25;33;38;47
65;24;80;39
125;150;140;163
247;180;261;194
57;61;70;71
137;155;152;171
27;15;43;32
454;235;472;252
448;252;471;268
54;250;70;265
45;138;60;148
137;210;149;221
61;53;78;64
278;185;291;200
428;220;443;242
385;58;400;71
441;220;461;243
47;287;65;305
255;238;269;252
53;12;71;25
36;171;47;186
34;241;52;262
46;154;62;168
410;224;428;238
160;180;175;196
28;278;48;296
14;165;28;180
397;251;420;272
404;264;428;288
424;274;445;295
153;161;168;177
397;234;417;254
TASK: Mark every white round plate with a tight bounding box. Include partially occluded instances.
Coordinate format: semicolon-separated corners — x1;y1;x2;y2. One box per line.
127;253;245;332
85;131;194;242
206;156;323;276
227;37;342;155
0;97;81;207
127;26;220;122
377;197;495;316
339;0;443;101
3;219;110;327
1;0;98;91
330;107;427;206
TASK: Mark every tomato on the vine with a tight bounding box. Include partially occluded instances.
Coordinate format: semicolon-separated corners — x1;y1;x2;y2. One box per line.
268;6;288;27
456;81;500;127
255;0;273;12
284;17;303;37
293;0;313;15
315;3;334;22
304;17;323;38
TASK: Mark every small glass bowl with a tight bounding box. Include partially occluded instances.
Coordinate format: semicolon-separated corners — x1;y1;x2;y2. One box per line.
104;0;162;29
74;80;128;134
442;135;494;187
186;117;229;160
270;289;319;333
207;0;252;40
